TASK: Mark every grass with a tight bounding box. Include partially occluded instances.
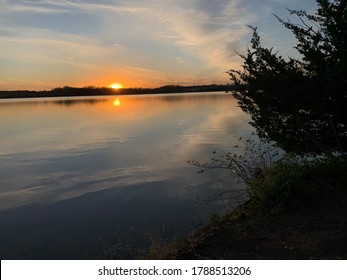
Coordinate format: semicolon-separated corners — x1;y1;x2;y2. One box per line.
147;155;347;259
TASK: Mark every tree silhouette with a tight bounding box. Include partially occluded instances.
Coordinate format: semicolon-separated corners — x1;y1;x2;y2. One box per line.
228;0;347;156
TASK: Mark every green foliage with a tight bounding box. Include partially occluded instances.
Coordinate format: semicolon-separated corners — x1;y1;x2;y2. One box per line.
228;0;347;156
249;156;347;211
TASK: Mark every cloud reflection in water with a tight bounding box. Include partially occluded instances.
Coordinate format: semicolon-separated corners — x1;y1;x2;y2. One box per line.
0;93;253;259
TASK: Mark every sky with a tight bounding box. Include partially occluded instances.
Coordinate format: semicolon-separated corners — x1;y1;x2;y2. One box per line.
0;0;317;90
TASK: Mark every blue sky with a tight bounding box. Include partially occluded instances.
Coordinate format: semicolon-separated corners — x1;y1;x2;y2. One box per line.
0;0;317;90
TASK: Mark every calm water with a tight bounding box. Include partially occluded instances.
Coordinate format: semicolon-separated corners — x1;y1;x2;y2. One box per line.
0;92;253;259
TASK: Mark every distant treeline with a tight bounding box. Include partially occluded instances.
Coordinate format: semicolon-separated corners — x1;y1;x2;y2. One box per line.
0;84;232;99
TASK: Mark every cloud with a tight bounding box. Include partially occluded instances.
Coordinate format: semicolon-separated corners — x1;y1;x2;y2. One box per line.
0;1;248;70
176;57;191;68
0;0;318;89
28;1;257;73
124;66;159;74
131;1;257;66
0;28;113;65
0;1;67;14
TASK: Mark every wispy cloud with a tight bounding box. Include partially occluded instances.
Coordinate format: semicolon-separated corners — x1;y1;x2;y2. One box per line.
124;66;160;74
139;0;256;72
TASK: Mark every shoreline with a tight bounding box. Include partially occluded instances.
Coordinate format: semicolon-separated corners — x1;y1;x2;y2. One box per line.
0;84;231;100
148;157;347;260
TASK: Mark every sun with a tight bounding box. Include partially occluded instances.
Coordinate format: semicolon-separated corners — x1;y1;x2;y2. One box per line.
109;83;123;90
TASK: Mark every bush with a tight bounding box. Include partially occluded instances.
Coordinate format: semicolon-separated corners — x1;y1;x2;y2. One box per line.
249;156;347;211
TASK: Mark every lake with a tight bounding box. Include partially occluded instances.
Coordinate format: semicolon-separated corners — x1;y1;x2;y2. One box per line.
0;92;253;259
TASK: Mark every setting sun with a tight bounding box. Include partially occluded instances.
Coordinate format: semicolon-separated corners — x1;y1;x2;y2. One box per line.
109;83;123;90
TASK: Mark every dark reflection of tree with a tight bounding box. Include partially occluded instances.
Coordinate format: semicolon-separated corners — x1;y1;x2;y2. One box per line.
51;99;108;107
131;92;229;105
0;98;108;108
